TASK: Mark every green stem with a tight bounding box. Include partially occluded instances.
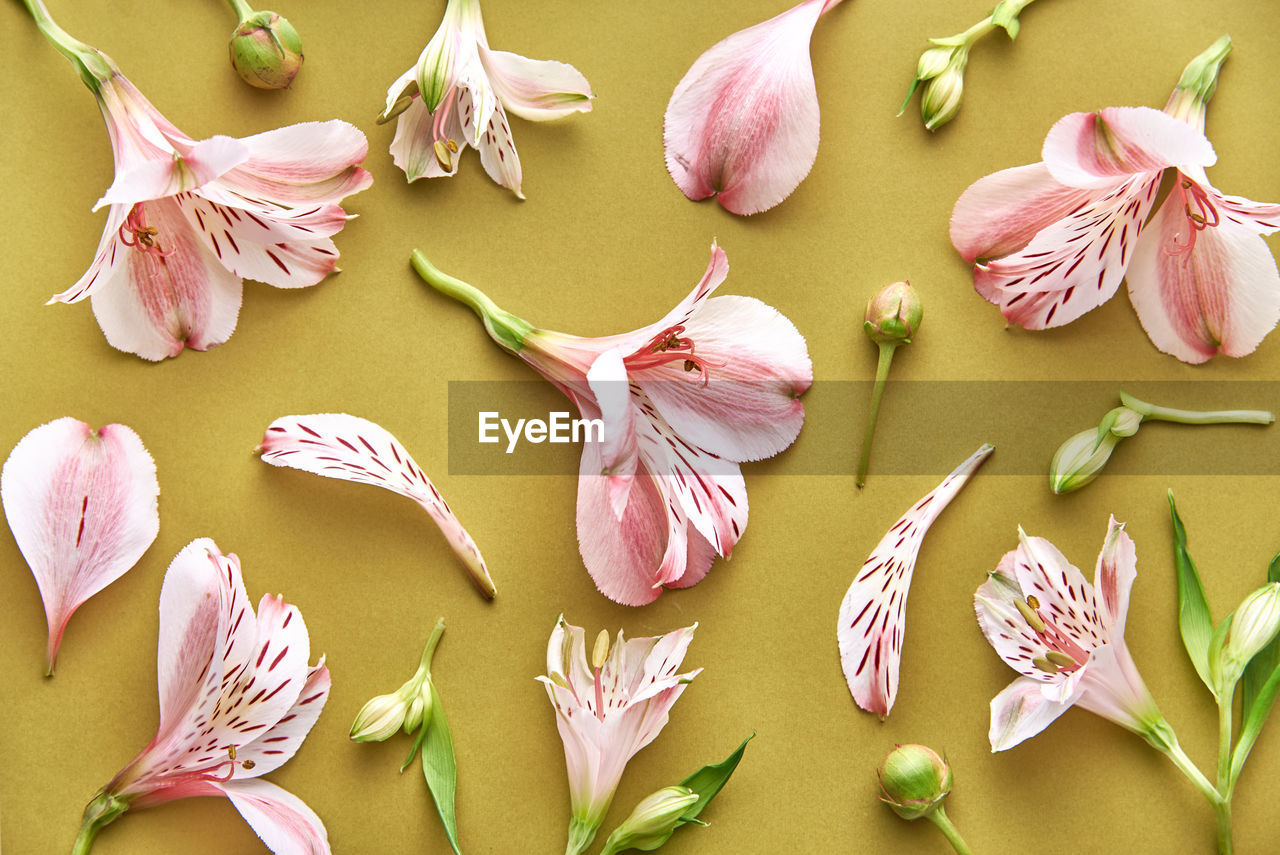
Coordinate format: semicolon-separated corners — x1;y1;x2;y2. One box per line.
419;617;447;674
1215;799;1234;855
410;250;533;354
71;792;129;855
564;815;600;855
856;342;898;488
225;0;257;23
925;805;974;855
1156;738;1222;808
1218;695;1233;799
1119;392;1273;426
19;0;113;87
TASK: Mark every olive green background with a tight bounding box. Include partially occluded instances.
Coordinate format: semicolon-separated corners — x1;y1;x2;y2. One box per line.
2;0;1279;852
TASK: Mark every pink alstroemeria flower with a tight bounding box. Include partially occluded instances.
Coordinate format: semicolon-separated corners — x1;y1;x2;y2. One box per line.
974;518;1166;751
950;36;1280;363
1;417;159;675
74;538;331;854
257;413;495;598
379;0;593;197
538;617;700;855
411;244;812;605
663;0;845;215
25;0;371;361
838;444;993;717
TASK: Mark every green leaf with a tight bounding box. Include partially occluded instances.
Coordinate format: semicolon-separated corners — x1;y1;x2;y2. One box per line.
1242;552;1280;715
420;679;461;855
1169;492;1216;695
676;733;754;826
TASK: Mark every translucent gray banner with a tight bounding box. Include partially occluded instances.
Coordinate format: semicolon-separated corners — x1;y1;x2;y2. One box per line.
446;380;1279;476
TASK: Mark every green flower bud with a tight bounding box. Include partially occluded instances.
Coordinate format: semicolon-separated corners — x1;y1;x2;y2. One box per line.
914;46;955;82
920;53;968;131
349;690;410;743
1217;583;1280;693
404;681;435;734
864;281;924;345
600;786;699;855
1049;428;1122;494
229;11;303;90
877;744;952;821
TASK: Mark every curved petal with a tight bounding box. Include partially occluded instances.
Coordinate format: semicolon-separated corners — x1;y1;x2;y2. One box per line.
663;526;717;590
973;174;1159;329
639;294;812;462
1042;107;1215;189
474;99;524;198
219;121;372;207
88;199;244;361
0;418;159;673
51;204;130;304
217;778;331;855
236;661;330;776
389;95;466;182
576;444;668;606
949;163;1100;263
479;46;593;121
839;444;992;716
585;350;639;518
989;676;1075;751
1127;183;1280;363
94;135;250;211
1012;529;1106;651
258;414;494;598
663;0;825;215
1094;517;1137;635
175;191;343;290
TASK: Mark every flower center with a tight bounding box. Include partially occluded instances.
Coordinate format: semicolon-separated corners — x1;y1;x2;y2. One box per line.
431;84;461;171
1014;595;1087;676
118;206;174;258
624;324;712;383
1164;177;1220;257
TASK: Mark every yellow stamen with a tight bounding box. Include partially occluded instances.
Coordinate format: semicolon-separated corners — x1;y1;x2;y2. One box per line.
1015;598;1047;634
433;140;453;172
591;629;610;670
228;745;237;760
1045;650;1077;668
446;138;458;153
1032;656;1059;674
241;759;255;770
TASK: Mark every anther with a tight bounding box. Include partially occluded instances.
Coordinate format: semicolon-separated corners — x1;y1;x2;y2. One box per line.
1045;650;1077;669
1015;598;1047;634
433;140;453;172
591;629;610;670
1032;656;1059;674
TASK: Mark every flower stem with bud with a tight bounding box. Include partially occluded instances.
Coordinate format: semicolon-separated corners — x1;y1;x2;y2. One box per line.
857;282;923;488
225;0;303;89
19;0;114;90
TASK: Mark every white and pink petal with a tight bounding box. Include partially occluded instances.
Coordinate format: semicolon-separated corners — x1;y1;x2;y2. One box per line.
258;414;494;598
220;120;372;207
479;47;593;121
217;778;331;855
1042;107;1216;189
989;676;1077;751
0;418;160;674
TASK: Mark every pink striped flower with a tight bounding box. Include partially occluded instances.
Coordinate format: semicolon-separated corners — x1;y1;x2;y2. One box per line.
949;36;1280;363
74;538;331;854
257;413;494;598
838;444;993;717
974;518;1164;750
663;0;845;215
412;243;812;605
379;0;593;197
1;417;159;675
25;2;372;361
539;617;700;855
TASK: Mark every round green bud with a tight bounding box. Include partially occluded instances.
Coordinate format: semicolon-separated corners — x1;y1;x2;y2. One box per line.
229;11;303;90
877;744;952;821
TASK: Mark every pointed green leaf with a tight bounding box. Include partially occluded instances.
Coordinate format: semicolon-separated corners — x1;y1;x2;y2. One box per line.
1169;492;1216;694
676;733;753;826
1242;552;1280;715
420;679;461;855
1231;653;1280;785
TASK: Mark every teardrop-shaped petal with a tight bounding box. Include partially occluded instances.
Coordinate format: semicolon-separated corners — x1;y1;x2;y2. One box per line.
479;46;593;121
576;446;669;606
88;198;244;361
1042;106;1216;189
220;121;373;207
838;444;992;716
988;676;1075;751
216;778;331;855
474;100;524;199
663;0;828;215
949;163;1101;263
258;414;494;598
93;135;249;211
1;418;159;674
638;294;812;462
1127;179;1280;363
